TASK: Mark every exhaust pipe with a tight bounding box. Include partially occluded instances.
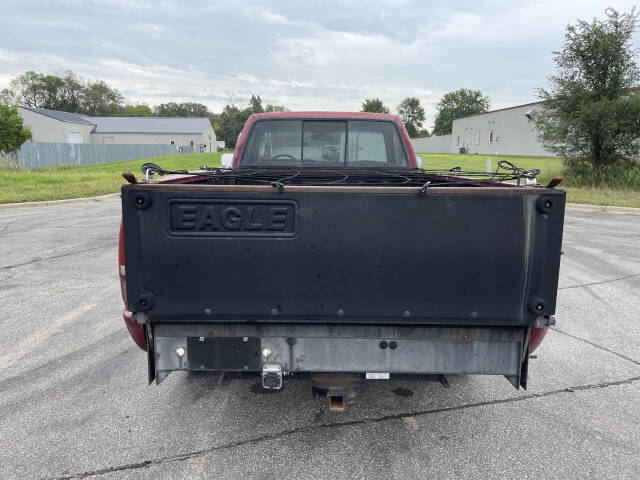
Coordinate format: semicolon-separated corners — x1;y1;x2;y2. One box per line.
328;392;346;412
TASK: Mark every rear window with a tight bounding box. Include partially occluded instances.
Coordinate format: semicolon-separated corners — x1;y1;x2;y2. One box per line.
241;120;408;167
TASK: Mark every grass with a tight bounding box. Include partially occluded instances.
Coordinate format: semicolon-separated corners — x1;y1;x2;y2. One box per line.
418;153;640;208
1;150;639;207
0;152;223;204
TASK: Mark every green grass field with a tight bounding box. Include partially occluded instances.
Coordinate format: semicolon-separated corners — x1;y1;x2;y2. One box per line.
418;153;563;185
1;151;639;207
0;152;223;204
418;153;640;208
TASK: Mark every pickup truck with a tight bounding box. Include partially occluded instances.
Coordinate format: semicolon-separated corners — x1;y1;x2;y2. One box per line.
119;112;565;411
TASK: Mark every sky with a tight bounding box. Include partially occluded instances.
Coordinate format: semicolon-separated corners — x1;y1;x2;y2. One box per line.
1;0;639;127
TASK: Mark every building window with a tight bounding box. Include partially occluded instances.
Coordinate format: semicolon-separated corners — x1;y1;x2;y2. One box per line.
170;140;175;145
456;135;460;146
475;131;480;145
489;131;494;144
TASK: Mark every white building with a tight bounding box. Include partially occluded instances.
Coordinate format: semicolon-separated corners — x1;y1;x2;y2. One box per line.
411;102;553;157
451;102;549;156
18;106;216;152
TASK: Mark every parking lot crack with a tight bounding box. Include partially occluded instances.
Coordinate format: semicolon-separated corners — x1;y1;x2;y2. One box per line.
559;272;640;290
1;242;117;270
551;327;640;366
45;375;640;480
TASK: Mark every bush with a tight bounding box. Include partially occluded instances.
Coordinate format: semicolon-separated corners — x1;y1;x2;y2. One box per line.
562;157;640;189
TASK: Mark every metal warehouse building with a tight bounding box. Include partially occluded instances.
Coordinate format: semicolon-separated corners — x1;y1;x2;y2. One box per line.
18;106;216;152
412;101;552;157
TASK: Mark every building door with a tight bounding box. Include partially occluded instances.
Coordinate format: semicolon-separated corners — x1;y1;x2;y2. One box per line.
68;132;83;143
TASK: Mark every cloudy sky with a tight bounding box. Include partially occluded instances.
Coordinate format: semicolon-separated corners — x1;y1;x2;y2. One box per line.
1;0;638;126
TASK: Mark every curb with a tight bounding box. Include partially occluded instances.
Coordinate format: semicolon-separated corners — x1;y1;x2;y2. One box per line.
565;203;640;216
0;193;639;216
0;193;120;211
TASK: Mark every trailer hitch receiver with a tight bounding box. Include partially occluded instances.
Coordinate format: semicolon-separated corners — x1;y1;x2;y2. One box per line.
262;364;283;390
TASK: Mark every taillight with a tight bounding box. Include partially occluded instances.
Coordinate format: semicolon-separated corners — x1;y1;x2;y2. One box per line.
118;221;127;305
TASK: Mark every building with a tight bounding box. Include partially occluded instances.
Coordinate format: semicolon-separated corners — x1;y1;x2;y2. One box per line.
17;106;216;152
451;102;548;156
411;101;552;157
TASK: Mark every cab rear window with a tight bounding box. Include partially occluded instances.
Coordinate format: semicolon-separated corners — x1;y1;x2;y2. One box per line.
241;120;409;167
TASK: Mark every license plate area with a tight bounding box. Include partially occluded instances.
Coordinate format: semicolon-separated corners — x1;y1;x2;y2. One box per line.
186;337;261;370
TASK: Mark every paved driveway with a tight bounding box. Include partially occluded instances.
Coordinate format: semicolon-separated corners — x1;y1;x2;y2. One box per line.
1;199;638;479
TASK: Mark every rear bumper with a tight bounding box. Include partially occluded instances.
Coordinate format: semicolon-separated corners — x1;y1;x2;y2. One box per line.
148;323;532;388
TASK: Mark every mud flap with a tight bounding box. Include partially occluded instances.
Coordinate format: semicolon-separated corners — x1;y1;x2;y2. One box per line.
505;326;531;389
145;323;155;385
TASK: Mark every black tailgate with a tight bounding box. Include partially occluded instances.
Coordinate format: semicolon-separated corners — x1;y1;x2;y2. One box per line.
122;184;565;326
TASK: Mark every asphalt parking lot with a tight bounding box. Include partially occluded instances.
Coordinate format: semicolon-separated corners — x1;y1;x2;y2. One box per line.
1;198;639;479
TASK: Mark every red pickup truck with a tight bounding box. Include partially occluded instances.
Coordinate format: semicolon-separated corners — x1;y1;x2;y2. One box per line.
119;112;564;411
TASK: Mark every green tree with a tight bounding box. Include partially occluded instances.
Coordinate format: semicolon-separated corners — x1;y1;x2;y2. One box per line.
0;102;32;165
249;94;264;113
217;105;252;148
397;97;425;137
121;104;153;116
535;8;640;180
2;71;47;107
432;89;490;135
1;70;85;112
264;104;288;112
81;80;125;116
361;98;390;114
40;75;66;110
57;71;84;112
154;102;209;117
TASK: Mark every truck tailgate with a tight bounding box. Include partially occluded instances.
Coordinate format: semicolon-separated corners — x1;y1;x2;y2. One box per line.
122;184;565;326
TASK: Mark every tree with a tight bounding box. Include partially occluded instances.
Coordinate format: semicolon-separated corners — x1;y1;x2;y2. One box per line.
249;94;264;113
154;102;209;117
121;104;153;116
56;71;84;112
432;89;490;135
535;8;640;179
0;102;32;164
40;74;65;110
217;105;252;148
397;97;425;137
2;71;47;108
264;104;288;112
0;70;85;112
361;98;390;114
81;80;125;116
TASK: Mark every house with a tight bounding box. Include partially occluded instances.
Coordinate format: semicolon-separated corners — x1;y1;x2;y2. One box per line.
17;106;216;152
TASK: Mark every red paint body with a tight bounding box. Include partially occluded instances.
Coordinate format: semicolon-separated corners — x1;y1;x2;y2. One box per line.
119;111;547;353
